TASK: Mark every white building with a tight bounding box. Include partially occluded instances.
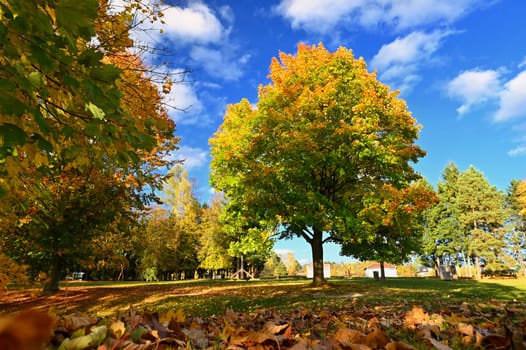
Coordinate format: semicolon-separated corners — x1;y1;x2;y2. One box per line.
365;263;398;278
306;263;331;278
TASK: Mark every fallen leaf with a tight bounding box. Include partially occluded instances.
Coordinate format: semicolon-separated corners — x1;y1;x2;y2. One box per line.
263;321;289;335
109;320;126;339
0;310;54;350
333;328;365;345
57;325;107;350
385;341;418;350
362;327;390;349
428;337;454;350
405;306;427;329
480;334;511;350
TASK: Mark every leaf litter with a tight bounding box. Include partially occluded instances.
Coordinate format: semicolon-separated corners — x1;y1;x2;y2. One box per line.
1;298;525;349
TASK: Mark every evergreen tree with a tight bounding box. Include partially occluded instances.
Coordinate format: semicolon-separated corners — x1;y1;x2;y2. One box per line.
456;166;507;279
422;162;465;273
506;180;526;276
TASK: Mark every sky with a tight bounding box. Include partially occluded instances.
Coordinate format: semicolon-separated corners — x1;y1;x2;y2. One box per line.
127;0;526;264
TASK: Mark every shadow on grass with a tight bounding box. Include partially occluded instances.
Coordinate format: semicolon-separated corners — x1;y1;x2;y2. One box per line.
1;277;524;317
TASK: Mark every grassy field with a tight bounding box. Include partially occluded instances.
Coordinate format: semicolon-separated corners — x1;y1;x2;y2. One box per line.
2;277;525;349
4;276;524;317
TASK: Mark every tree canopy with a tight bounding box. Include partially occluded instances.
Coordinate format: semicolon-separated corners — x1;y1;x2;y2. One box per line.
0;0;179;292
210;43;427;285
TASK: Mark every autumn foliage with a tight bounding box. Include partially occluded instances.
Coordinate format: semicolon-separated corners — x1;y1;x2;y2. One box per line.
1;296;524;350
211;43;427;285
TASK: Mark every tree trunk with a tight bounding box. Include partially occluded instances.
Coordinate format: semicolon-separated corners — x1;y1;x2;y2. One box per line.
475;256;482;280
310;229;326;286
380;261;386;279
44;256;62;293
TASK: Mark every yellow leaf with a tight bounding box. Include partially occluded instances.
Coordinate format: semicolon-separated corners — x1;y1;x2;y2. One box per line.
109;320;126;339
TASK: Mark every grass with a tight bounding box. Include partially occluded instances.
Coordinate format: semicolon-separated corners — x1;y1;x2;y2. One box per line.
4;277;525;349
44;276;526;317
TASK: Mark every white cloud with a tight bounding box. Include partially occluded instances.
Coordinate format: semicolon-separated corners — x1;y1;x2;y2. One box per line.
161;2;225;44
190;46;250;81
382;0;482;30
495;71;526;122
124;1;247;84
176;145;209;170
508;145;526;157
275;0;362;34
371;30;452;91
275;0;486;33
447;69;501;115
162;79;204;125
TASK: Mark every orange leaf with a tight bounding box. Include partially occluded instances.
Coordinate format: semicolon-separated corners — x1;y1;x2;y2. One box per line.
0;310;54;350
385;341;418;350
362;328;390;349
333;328;365;345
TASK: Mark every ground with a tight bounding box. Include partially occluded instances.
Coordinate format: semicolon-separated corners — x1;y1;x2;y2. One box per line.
1;278;525;349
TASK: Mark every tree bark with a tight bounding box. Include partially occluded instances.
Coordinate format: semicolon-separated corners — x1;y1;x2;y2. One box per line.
310;229;326;286
380;261;386;279
475;256;482;280
44;256;63;293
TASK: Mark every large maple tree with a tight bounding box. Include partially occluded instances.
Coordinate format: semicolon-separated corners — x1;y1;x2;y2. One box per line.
210;43;426;285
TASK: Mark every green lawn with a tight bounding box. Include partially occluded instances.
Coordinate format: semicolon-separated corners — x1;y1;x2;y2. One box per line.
52;276;526;317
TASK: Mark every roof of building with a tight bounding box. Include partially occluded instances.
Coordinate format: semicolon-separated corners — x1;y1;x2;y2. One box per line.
366;263;397;269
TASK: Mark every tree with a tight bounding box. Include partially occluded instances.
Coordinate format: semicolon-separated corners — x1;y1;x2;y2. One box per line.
421;162;465;273
198;194;233;276
0;1;178;292
161;165;201;279
456;166;507;280
517;180;526;216
341;180;437;278
2;169;141;291
505;180;526;276
261;252;287;279
136;207;174;281
284;251;302;276
225;209;275;279
0;0;174;193
210;43;426;285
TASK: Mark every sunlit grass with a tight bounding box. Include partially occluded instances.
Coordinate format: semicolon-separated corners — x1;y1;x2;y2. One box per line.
5;276;525;318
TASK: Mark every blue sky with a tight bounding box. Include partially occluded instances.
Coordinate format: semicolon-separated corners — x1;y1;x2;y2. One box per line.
128;0;526;264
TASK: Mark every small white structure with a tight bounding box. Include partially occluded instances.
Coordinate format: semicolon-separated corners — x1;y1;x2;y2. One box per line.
365;263;398;278
306;263;331;278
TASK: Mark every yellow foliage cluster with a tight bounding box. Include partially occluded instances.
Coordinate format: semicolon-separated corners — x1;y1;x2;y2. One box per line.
0;252;28;290
517;180;526;216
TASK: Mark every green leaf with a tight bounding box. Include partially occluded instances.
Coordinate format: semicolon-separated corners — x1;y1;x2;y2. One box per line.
0;123;27;146
28;71;42;87
78;48;104;67
61;126;75;138
33;110;51;135
55;0;97;39
57;325;107;350
90;64;122;83
85;102;106;120
61;146;83;162
85;122;102;137
30;43;57;73
0;94;26;116
37;136;53;152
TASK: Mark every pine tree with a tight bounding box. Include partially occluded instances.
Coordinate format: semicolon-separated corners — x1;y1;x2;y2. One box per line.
456;166;507;279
